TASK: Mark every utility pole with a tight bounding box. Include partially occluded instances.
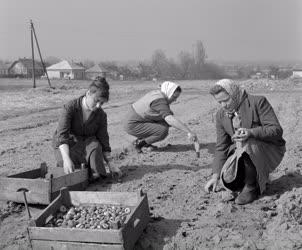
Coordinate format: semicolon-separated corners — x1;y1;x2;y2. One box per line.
30;20;52;88
30;20;36;88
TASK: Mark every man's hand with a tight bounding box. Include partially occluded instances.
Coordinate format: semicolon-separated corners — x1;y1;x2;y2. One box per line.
204;174;219;193
63;158;75;174
108;163;123;179
103;152;122;179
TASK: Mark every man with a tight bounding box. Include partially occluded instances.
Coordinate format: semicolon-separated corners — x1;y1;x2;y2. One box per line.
53;77;121;181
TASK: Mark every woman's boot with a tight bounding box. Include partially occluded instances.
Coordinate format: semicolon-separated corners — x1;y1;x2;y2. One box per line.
133;139;147;153
235;156;259;205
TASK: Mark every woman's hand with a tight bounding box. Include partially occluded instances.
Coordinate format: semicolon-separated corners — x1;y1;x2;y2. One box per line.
103;152;111;163
187;132;198;142
164;115;198;142
232;128;251;142
63;157;75;174
204;174;219;193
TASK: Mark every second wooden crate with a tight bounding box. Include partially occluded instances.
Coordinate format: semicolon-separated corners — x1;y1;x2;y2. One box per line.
0;163;88;205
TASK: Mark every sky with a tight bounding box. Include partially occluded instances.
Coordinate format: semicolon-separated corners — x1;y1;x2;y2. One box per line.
0;0;301;62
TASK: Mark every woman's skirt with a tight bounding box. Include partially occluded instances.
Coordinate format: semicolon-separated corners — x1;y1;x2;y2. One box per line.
124;107;169;144
221;138;286;194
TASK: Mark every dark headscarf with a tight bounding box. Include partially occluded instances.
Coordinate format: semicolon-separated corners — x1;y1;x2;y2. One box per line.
216;79;247;119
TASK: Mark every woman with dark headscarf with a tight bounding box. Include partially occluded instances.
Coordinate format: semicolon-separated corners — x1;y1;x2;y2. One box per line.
52;77;121;180
205;79;286;205
124;81;197;153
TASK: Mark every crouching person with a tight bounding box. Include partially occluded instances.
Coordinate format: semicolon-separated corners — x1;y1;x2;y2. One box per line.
52;77;121;181
124;81;197;153
205;79;286;205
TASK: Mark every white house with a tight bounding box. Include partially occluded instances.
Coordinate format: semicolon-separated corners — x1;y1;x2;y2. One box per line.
9;58;44;78
46;60;85;80
0;61;12;76
292;69;302;78
85;64;107;80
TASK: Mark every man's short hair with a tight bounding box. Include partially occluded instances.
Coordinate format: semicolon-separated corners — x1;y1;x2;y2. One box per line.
89;76;110;99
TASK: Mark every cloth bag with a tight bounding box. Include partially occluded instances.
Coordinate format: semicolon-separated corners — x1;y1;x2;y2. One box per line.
220;141;247;184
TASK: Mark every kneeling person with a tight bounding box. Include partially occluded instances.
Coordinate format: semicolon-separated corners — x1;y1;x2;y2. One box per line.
52;77;121;180
205;79;286;205
124;81;197;152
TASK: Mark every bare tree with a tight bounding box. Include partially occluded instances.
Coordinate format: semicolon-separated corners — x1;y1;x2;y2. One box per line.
151;49;170;79
194;40;207;67
193;40;207;78
82;59;95;69
138;61;155;80
44;56;61;67
178;51;195;79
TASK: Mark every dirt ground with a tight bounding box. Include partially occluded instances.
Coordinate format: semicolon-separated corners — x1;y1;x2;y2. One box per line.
0;78;302;250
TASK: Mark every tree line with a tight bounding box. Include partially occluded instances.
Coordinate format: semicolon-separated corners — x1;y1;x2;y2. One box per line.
81;40;228;81
1;40;294;81
81;40;293;81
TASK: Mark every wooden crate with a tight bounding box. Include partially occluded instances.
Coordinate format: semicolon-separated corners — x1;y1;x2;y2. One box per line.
0;163;88;205
28;188;150;250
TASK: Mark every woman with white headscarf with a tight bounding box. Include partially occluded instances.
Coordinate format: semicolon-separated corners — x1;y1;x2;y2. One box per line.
205;79;286;205
124;81;197;153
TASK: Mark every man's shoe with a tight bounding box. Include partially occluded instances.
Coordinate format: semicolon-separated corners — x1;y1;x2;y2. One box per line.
235;185;259;205
88;173;107;183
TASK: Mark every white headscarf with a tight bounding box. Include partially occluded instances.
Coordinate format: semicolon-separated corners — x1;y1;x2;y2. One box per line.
160;81;179;99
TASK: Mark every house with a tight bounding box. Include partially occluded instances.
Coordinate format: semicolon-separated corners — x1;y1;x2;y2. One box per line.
292;68;302;78
0;61;12;77
9;58;44;78
85;64;107;80
46;60;85;80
